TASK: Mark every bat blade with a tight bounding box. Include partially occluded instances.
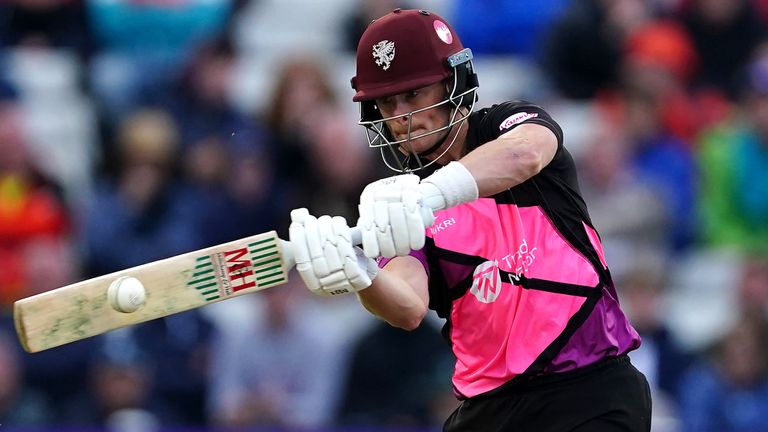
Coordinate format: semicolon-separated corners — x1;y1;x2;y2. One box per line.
14;231;292;353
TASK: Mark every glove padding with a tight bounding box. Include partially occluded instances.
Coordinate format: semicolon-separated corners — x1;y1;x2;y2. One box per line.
357;174;432;259
289;208;378;297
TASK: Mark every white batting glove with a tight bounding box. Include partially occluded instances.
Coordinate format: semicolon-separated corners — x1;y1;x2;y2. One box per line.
289;208;378;297
357;174;433;259
356;164;479;259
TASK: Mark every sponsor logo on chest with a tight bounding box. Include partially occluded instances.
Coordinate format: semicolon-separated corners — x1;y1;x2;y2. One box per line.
468;239;539;304
470;260;502;303
430;216;457;235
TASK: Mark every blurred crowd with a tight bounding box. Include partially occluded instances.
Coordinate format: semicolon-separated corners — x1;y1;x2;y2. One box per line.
0;0;767;431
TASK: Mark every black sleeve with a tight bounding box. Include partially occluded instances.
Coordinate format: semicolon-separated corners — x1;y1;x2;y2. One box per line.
476;100;564;150
472;100;583;205
473;100;567;170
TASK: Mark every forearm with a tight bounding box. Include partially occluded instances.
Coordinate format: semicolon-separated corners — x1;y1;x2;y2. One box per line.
356;256;429;331
460;123;558;197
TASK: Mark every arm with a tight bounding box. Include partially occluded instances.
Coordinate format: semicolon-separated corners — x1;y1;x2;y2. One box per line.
357;255;429;331
419;123;559;211
460;123;559;197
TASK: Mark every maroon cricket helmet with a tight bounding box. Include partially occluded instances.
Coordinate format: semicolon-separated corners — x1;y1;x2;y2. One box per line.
351;9;465;102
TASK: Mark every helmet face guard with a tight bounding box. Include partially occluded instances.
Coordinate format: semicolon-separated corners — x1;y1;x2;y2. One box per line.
350;9;480;173
358;48;479;173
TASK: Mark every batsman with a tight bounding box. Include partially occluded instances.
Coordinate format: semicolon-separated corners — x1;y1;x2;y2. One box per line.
289;9;652;431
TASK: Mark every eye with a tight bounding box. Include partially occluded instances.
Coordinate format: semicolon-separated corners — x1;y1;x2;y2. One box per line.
407;90;419;98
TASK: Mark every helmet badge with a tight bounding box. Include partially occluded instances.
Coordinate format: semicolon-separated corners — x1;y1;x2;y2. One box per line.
433;20;453;44
372;40;396;71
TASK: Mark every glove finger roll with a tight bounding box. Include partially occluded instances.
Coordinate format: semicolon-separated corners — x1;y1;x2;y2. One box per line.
388;202;411;256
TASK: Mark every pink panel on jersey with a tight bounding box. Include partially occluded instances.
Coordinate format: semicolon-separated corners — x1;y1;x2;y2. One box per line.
583;222;608;270
427;198;601;397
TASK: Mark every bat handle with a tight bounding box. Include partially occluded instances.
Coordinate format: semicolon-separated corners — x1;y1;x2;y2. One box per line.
350;227;363;246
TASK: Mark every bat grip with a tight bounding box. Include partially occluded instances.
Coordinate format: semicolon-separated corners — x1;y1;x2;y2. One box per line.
350;227;363;246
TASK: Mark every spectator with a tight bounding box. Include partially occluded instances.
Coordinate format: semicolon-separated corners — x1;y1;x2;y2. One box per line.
208;282;343;428
697;50;768;253
263;56;336;188
82;108;202;277
541;0;651;99
619;258;694;425
86;0;237;122
148;35;257;152
20;335;101;421
595;22;703;252
678;314;768;432
680;0;768;99
621;19;722;142
0;85;74;309
595;86;698;253
576;126;668;279
0;327;53;426
628;90;697;252
187;130;287;245
0;88;96;418
302;105;383;222
61;330;168;429
0;0;91;56
337;319;456;427
736;254;768;319
131;311;216;426
263;56;384;221
143;34;288;243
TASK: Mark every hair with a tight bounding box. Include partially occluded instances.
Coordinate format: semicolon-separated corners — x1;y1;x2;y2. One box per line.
264;57;337;132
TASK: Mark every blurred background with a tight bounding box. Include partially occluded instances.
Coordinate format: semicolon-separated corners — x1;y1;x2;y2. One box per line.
0;0;767;431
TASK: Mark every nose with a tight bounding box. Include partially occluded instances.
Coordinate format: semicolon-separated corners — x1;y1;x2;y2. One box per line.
391;100;412;124
395;114;409;125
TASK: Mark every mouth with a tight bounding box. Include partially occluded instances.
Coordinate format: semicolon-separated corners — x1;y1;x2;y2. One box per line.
394;129;425;140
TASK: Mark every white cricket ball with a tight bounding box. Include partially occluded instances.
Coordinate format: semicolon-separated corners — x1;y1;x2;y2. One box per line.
107;276;147;313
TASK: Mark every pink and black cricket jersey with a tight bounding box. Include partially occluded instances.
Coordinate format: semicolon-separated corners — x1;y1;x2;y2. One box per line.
385;101;641;399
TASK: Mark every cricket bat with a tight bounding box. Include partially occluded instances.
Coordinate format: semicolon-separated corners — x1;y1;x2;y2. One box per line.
14;231;296;353
15;200;438;353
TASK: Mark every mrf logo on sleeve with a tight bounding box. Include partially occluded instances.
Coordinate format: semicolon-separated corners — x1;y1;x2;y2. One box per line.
499;112;538;131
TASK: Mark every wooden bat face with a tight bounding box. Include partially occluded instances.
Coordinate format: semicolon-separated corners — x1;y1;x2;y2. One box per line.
14;231;293;353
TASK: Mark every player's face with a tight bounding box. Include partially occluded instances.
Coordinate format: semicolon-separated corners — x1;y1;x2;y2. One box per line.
375;81;451;155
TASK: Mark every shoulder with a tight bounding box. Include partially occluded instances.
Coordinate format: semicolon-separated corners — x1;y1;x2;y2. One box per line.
473;100;563;142
476;100;554;119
